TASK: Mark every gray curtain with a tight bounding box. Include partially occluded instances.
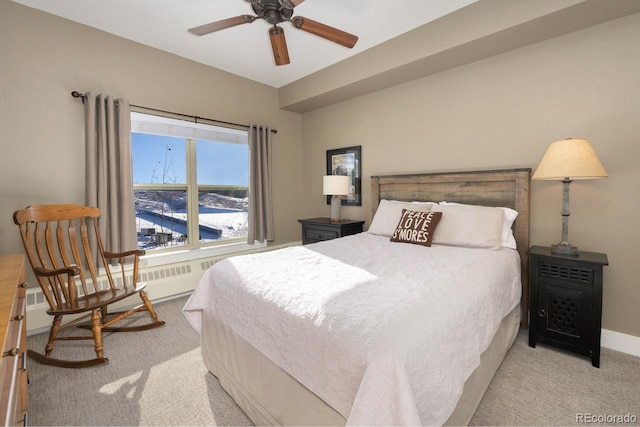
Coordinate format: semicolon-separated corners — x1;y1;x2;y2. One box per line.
84;92;137;253
247;125;274;244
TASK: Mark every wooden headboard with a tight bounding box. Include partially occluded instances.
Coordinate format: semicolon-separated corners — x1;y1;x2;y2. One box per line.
370;168;531;329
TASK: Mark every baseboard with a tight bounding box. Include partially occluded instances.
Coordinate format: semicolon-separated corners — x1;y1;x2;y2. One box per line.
601;329;640;358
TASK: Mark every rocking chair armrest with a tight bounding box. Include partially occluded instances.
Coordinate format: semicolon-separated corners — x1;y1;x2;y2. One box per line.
104;249;146;259
33;265;81;277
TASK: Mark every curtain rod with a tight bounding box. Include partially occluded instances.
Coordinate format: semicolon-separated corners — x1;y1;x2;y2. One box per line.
70;91;277;134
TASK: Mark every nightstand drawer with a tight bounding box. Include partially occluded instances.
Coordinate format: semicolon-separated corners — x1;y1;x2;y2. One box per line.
298;218;365;245
304;226;339;242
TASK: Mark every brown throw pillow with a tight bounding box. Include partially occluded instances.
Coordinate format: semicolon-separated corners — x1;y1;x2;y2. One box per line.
390;209;443;247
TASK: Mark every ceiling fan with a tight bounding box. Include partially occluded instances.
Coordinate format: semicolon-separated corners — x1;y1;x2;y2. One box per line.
188;0;359;66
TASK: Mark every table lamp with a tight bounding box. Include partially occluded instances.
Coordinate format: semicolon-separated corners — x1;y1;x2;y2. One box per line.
323;175;350;222
532;138;608;256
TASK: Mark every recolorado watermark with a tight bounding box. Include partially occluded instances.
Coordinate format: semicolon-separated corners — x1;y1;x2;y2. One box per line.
576;413;637;424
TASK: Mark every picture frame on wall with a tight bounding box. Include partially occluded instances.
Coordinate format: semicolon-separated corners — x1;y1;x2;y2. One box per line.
326;145;361;206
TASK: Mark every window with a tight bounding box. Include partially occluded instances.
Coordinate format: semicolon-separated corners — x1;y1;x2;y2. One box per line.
131;112;249;252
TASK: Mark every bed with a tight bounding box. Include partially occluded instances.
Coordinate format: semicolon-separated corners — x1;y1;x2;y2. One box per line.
183;168;531;426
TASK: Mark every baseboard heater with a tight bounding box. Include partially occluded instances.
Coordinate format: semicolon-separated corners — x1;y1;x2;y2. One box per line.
26;241;299;310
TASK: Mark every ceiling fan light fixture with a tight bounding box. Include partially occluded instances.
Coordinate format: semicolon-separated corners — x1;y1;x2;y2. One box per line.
252;0;293;23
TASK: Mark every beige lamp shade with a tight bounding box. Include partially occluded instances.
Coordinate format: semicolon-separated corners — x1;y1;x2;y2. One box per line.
532;138;608;181
323;175;350;195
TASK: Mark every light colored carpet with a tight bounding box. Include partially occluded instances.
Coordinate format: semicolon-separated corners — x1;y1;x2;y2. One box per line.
470;331;640;426
27;296;640;426
27;295;252;426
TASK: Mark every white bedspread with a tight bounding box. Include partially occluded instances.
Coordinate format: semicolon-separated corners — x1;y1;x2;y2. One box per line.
183;232;521;426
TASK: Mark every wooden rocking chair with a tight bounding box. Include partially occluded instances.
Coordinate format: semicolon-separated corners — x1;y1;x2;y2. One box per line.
13;204;165;368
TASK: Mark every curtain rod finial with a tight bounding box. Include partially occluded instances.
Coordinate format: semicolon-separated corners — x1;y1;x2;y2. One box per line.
71;91;86;103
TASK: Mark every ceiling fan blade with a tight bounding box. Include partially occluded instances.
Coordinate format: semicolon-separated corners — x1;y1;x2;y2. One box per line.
291;16;358;48
269;26;290;66
188;15;256;36
282;0;305;8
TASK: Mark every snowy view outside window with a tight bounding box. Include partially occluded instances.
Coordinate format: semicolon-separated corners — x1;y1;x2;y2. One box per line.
131;113;249;251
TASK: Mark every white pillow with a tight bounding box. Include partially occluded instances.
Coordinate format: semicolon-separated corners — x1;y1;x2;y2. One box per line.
440;202;518;249
430;204;504;249
368;199;436;236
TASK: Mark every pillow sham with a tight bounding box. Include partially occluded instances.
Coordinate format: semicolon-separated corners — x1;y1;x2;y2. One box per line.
368;199;436;237
440;202;518;249
430;204;504;250
390;209;442;247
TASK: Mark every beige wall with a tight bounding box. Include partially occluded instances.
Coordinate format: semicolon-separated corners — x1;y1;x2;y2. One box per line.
0;1;303;258
301;13;640;337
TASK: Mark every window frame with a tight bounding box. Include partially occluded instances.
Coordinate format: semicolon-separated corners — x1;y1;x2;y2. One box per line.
131;111;264;259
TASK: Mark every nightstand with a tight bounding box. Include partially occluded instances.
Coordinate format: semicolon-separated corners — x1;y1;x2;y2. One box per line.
529;245;608;367
298;218;364;245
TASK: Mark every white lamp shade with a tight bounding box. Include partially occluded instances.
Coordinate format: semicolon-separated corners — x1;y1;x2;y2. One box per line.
532;138;608;180
323;175;350;196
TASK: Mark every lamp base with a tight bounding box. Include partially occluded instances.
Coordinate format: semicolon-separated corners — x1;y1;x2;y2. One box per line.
330;196;342;222
551;242;579;257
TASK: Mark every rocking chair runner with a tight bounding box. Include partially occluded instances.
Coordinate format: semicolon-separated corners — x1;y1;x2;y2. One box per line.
13;204;165;368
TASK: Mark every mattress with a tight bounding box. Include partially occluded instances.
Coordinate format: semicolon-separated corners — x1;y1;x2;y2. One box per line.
184;232;522;425
199;304;520;426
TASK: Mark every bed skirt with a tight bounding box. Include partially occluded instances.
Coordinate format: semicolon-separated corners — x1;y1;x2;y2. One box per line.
200;304;521;426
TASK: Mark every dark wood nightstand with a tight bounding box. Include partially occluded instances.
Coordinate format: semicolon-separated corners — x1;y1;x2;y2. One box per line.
529;245;608;367
298;218;365;245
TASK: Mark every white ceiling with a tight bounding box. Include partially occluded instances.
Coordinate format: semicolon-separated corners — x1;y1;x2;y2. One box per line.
11;0;477;88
